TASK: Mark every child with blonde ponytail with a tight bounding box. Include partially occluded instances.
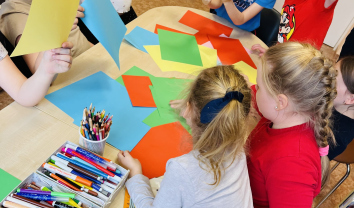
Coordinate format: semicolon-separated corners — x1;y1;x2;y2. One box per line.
118;65;253;208
247;42;337;207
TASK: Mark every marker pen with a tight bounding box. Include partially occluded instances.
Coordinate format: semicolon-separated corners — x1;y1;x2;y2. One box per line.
16;189;75;198
66;178;109;198
42;163;92;187
11;194;52;208
6;196;39;208
3;200;29;208
48;201;76;208
51;156;102;180
65;145;116;171
16;193;69;202
56;153;110;180
62;148;120;183
43;171;81;192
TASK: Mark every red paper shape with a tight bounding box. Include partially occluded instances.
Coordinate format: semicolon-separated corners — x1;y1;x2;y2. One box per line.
154;24;192;35
130;122;193;179
122;75;156;107
208;35;257;69
179;10;233;37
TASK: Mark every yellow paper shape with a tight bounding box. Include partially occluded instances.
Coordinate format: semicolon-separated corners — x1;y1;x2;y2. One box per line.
233;61;257;84
144;45;217;75
11;0;80;57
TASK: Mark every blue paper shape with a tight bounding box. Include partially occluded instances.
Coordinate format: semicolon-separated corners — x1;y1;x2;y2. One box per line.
124;26;159;53
81;0;127;69
45;72;156;151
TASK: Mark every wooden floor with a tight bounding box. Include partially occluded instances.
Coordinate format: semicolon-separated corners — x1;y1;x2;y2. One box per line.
0;1;352;207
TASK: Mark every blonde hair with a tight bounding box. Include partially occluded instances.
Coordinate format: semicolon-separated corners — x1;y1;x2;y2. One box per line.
177;65;251;186
262;42;337;187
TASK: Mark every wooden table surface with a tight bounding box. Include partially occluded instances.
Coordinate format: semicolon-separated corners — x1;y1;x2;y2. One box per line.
0;6;266;207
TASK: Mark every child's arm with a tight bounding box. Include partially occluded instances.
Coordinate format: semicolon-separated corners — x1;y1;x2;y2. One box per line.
0;42;73;107
119;151;190;207
266;157;319;207
222;0;264;25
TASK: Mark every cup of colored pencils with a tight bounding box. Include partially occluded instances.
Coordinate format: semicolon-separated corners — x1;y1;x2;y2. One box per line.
79;104;113;156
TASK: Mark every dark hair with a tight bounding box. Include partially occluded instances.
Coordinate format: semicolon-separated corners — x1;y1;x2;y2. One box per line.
339;56;354;94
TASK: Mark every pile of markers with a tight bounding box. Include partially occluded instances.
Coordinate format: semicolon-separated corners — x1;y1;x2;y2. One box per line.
80;104;113;141
41;143;123;204
2;183;84;208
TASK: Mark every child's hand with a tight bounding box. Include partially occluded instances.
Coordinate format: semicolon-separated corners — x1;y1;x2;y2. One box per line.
118;150;142;178
40;42;73;75
72;6;85;31
251;44;266;57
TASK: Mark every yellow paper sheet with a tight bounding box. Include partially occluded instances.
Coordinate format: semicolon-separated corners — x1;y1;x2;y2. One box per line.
233;61;257;84
144;45;217;75
11;0;80;57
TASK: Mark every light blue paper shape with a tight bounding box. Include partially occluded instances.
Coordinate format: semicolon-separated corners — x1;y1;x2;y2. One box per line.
81;0;127;69
124;26;159;53
45;71;156;151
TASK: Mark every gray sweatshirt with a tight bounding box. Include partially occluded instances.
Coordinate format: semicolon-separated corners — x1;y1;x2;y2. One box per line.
126;151;253;208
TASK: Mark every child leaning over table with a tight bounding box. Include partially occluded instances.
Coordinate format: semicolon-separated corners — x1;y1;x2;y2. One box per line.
205;0;276;32
118;65;254;208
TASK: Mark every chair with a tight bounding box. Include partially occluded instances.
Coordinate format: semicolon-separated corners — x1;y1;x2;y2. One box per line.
315;139;354;207
0;31;32;78
255;8;280;47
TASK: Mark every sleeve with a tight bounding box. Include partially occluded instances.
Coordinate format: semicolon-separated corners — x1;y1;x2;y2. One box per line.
125;160;192;208
255;0;276;9
265;157;320;208
0;42;8;61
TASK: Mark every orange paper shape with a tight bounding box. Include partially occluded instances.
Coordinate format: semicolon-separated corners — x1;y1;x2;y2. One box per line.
179;10;233;37
122;75;156;107
154;24;192;35
208;35;257;69
130;122;193;178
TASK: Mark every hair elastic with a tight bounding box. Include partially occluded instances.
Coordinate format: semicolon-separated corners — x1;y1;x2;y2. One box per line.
200;91;244;124
319;145;329;156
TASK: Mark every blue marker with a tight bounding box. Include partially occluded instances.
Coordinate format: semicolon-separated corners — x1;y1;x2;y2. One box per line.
16;193;69;202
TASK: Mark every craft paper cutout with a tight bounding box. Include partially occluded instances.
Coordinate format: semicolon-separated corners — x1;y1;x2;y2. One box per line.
11;0;79;57
208;35;257;69
158;29;203;66
144;45;217;75
116;66;155;86
154;24;192;35
179;10;233;37
122;75;156;107
124;26;159;53
233;61;257;84
81;0;127;69
201;41;222;64
0;168;21;202
143;109;191;134
45;71;155;151
130;122;192;178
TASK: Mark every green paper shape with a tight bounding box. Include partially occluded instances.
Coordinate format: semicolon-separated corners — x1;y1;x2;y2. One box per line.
116;66;155;86
0;168;21;201
143;109;191;134
158;29;203;66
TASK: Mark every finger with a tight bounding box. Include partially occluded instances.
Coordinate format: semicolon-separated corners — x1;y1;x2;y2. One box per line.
52;54;72;64
52;47;71;55
169;100;175;104
78;5;84;12
54;61;71;73
71;25;77;31
123;150;131;157
61;41;74;49
76;11;84;18
73;18;78;25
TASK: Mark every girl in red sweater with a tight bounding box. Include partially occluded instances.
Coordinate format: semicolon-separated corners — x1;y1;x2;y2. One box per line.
247;42;337;207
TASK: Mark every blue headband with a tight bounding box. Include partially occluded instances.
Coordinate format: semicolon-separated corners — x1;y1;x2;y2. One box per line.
200;91;244;124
